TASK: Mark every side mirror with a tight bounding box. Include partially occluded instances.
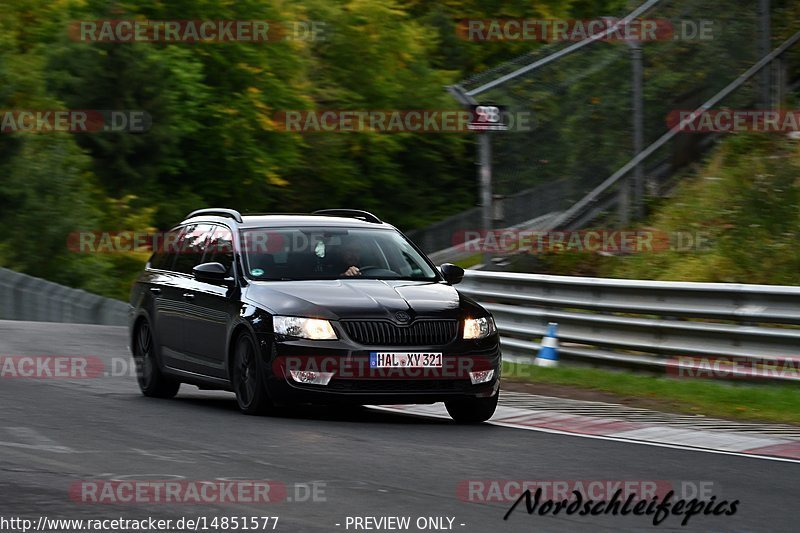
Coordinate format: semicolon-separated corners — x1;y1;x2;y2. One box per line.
440;263;465;285
193;262;232;285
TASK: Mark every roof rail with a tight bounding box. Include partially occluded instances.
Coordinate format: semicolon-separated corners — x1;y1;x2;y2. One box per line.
185;208;243;223
312;209;383;224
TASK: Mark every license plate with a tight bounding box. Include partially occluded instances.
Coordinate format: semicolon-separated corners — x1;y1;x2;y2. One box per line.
370;352;443;368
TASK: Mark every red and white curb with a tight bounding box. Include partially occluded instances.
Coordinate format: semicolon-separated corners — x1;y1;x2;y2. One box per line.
371;400;800;463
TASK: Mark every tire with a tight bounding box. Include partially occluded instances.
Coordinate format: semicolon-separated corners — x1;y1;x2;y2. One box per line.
445;392;498;424
232;332;273;415
133;320;180;399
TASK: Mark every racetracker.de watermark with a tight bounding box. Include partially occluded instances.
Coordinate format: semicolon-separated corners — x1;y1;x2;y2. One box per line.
70;20;326;43
67;230;284;254
458;479;720;502
70;480;300;504
0;356;148;379
0;356;104;379
457;18;715;42
452;229;713;255
273;355;495;380
271;109;534;133
668;110;800;133
668;356;800;380
69;479;325;504
0;110;151;133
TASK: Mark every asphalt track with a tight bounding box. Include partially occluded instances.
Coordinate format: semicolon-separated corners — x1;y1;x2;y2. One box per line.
0;320;797;532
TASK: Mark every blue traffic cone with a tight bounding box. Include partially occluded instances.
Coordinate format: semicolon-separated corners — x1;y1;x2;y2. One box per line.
534;322;559;367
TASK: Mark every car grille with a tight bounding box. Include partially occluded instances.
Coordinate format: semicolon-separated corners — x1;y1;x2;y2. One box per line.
341;320;458;346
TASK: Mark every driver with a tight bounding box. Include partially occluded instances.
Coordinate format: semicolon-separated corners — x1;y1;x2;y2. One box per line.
340;242;363;277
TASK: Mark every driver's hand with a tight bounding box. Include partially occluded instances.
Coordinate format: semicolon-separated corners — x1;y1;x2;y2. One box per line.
343;266;361;276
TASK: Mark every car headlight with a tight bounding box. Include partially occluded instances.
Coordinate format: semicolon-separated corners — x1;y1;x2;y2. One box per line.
463;316;496;340
273;316;337;340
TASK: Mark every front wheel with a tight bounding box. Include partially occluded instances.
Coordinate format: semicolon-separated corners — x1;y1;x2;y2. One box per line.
445;392;498;424
232;333;273;415
133;320;180;399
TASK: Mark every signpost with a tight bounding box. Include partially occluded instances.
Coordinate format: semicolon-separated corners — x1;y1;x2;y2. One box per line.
468;105;508;267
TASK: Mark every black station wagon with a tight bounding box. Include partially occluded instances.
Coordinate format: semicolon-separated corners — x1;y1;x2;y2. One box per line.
129;208;501;423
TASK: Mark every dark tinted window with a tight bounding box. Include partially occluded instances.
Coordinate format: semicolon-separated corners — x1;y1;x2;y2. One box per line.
149;227;185;271
203;226;234;275
173;224;215;275
240;227;438;281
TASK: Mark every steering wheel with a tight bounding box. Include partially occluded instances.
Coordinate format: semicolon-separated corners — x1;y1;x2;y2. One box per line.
340;265;391;278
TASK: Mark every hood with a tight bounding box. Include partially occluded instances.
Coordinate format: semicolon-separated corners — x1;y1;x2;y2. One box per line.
243;279;482;321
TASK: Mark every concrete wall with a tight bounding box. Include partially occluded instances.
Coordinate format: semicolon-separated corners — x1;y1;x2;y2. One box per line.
0;267;129;326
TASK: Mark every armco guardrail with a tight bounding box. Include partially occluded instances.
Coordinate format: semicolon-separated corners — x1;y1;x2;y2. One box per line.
0;267;128;326
3;265;799;379
459;270;800;380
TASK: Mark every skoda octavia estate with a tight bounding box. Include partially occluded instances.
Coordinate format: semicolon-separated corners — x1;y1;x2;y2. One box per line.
128;208;501;423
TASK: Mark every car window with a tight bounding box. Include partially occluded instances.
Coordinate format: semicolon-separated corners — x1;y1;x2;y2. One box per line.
203;226;234;275
240;227;439;281
384;238;430;278
173;224;215;275
149;226;185;271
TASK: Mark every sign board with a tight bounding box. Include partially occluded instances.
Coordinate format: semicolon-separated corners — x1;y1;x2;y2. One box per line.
467;104;509;131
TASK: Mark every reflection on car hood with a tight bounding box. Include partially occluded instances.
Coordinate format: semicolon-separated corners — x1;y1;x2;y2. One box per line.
243;279;478;320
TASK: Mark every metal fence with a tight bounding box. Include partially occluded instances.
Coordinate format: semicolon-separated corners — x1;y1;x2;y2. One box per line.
552;27;800;230
406;179;574;255
0;267;128;326
454;0;800;231
459;270;800;380
401;1;800;269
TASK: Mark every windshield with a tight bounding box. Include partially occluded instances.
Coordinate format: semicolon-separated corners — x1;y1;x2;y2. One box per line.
240;227;439;281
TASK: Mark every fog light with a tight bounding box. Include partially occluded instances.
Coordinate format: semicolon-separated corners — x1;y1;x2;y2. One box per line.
289;370;334;385
469;369;495;385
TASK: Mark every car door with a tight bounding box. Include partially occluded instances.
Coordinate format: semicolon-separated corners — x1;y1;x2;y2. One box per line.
149;225;192;370
180;224;239;379
166;223;216;374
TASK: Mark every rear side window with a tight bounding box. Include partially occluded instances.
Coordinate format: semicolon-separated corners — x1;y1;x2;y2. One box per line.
204;226;234;275
173;224;215;275
149;227;184;271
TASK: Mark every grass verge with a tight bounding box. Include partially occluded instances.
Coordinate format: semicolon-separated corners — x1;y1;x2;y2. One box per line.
453;253;483;269
502;361;800;426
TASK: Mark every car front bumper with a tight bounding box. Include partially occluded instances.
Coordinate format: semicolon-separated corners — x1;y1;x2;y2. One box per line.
257;334;501;405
